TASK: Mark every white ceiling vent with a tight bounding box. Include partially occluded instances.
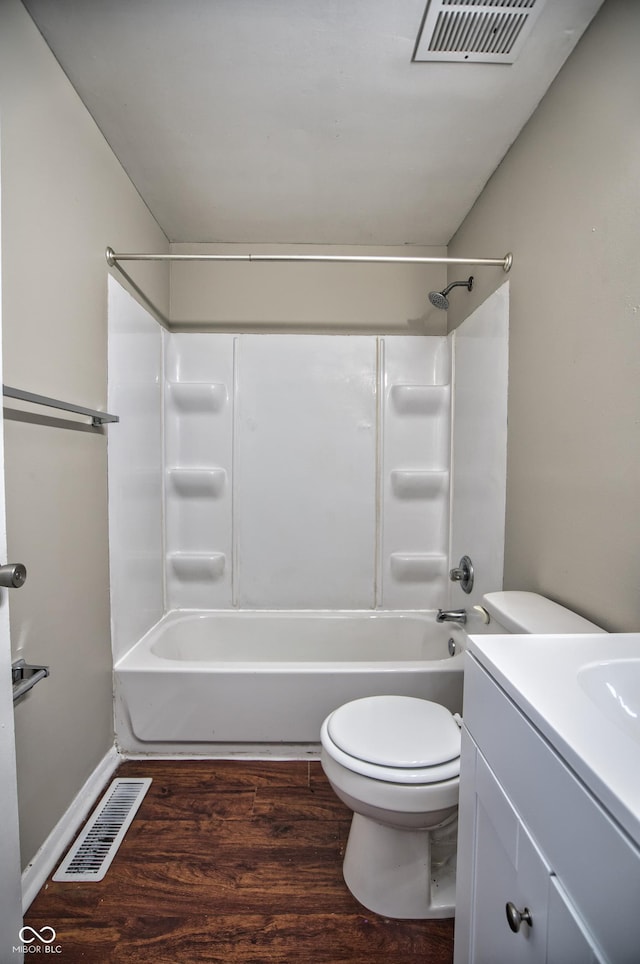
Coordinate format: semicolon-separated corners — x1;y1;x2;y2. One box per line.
413;0;547;64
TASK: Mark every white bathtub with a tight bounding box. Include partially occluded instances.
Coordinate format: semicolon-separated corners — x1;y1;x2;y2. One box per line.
114;610;465;753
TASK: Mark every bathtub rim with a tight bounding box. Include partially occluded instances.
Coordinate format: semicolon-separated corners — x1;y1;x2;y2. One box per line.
114;607;466;673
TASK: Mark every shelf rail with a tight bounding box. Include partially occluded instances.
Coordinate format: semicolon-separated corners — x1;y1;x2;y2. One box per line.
3;385;119;427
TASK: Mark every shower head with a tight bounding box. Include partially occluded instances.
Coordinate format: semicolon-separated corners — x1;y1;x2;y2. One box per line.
428;290;450;311
428;276;474;310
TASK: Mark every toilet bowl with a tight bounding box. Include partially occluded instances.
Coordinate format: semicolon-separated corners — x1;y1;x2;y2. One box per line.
321;695;460;919
320;591;605;920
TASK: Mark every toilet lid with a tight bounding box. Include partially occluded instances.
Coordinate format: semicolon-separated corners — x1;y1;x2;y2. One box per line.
327;696;460;769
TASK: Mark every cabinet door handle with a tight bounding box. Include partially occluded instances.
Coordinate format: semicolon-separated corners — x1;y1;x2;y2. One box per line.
505;901;533;933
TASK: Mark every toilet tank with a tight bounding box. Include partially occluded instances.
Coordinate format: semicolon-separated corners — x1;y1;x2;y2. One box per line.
480;591;605;634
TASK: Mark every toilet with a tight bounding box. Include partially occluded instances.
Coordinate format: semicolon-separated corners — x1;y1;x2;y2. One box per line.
320;591;604;920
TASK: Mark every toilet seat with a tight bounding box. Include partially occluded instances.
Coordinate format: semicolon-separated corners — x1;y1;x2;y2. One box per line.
322;695;461;786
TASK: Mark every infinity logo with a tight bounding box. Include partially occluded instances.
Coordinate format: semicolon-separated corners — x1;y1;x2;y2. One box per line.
19;926;57;944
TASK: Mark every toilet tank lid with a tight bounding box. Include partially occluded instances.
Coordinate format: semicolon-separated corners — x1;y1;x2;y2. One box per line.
482;591;605;634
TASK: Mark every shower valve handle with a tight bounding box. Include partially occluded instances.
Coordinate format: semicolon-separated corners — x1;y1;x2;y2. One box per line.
449;555;474;594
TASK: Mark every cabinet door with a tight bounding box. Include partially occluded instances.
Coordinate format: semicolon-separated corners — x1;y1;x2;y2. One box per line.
547;877;607;964
469;749;550;964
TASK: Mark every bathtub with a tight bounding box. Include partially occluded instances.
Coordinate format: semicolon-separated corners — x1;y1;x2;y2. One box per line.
114;610;465;753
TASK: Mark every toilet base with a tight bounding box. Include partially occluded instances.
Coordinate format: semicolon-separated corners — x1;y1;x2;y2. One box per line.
343;812;457;920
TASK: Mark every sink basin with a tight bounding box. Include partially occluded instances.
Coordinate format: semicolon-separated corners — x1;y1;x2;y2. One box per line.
577;659;640;745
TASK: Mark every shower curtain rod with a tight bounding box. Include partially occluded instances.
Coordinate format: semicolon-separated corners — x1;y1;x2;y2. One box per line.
105;246;512;331
106;248;513;271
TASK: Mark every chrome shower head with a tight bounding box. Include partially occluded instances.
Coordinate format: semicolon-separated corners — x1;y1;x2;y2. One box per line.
428;276;474;310
428;290;450;310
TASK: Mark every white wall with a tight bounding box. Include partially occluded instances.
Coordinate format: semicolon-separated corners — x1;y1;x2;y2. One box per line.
235;336;377;609
382;336;451;609
447;0;640;632
448;284;509;611
107;278;164;662
164;334;235;609
162;333;450;611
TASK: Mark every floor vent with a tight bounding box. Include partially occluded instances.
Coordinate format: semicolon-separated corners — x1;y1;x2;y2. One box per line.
53;778;152;882
413;0;547;64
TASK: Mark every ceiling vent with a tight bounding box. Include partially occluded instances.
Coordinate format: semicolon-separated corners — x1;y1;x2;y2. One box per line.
413;0;547;64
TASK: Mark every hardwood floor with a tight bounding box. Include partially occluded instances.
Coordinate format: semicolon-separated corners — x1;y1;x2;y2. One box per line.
25;759;455;962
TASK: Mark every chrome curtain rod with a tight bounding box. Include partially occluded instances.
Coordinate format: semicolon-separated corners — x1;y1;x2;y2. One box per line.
106;247;513;272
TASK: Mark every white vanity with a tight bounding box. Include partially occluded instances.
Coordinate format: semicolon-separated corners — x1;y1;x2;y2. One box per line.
454;633;640;964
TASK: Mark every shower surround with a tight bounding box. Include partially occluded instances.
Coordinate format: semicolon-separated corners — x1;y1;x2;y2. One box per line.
163;331;451;612
107;276;507;752
108;276;451;651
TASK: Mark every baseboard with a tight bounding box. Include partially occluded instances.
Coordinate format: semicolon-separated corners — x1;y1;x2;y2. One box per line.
21;745;122;912
119;745;321;761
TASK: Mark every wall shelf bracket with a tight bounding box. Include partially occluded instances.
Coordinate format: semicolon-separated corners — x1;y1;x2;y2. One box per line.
12;658;50;703
3;385;119;427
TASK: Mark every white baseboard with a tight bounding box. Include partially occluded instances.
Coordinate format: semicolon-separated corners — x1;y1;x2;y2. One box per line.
119;746;320;760
21;745;122;912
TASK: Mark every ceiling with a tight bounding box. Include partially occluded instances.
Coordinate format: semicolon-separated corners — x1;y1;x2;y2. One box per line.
23;0;603;246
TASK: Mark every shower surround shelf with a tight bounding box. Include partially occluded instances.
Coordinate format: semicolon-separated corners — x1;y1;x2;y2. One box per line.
167;467;227;497
389;384;449;415
390;470;449;499
166;381;227;413
389;553;447;583
167;552;226;581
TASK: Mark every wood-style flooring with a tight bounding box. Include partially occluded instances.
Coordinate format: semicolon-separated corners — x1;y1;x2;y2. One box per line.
25;759;454;962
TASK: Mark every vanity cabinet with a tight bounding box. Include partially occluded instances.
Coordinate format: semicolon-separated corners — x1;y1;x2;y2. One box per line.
454;654;639;964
